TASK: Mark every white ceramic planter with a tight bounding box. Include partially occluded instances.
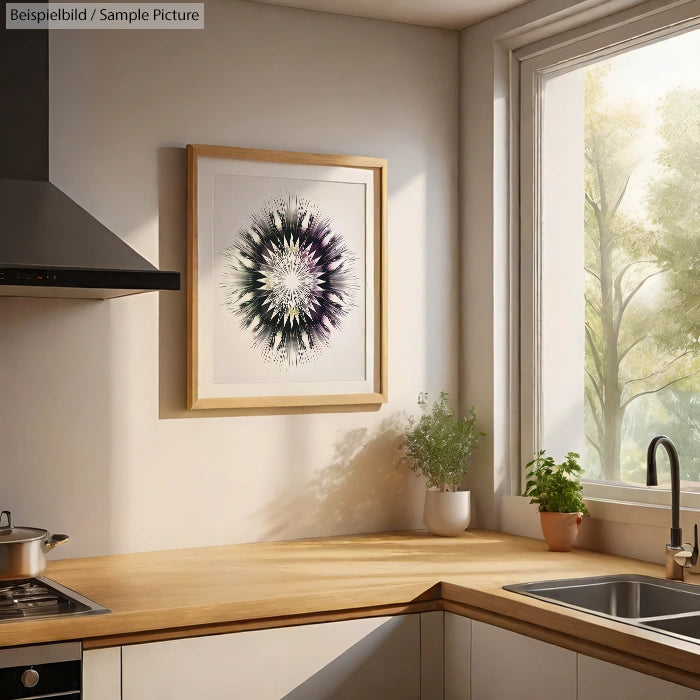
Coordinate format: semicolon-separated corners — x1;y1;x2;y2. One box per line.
423;490;471;537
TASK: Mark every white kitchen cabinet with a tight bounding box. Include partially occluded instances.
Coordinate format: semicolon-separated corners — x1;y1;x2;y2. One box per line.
83;647;121;700
421;611;444;699
121;614;420;700
444;612;471;700
578;654;700;700
470;620;577;700
89;610;700;700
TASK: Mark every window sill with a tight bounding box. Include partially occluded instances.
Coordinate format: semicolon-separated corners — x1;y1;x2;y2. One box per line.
499;495;700;565
584;497;700;527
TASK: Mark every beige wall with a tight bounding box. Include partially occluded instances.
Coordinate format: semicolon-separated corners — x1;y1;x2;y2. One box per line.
1;0;459;556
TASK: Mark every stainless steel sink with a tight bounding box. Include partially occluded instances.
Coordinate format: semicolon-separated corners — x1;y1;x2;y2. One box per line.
644;614;700;641
504;574;700;618
504;574;700;645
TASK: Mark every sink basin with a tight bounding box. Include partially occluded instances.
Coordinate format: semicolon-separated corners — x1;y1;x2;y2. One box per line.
504;574;700;645
644;614;700;641
504;574;700;619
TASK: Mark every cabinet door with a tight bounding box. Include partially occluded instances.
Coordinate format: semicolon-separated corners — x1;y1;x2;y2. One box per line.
421;611;444;700
471;621;577;700
83;648;121;700
122;614;419;700
444;612;471;700
578;654;700;699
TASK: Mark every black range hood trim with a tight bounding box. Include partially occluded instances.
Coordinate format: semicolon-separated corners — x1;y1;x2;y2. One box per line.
0;265;180;291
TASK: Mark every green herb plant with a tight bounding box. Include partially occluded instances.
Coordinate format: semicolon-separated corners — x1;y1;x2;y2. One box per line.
523;450;589;514
402;391;483;492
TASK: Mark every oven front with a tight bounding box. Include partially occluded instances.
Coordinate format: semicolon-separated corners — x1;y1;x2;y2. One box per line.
0;642;81;699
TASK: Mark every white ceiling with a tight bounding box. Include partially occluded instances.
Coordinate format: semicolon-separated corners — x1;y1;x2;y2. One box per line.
248;0;534;30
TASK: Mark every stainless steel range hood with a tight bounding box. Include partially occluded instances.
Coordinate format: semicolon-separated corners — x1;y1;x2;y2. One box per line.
0;13;180;299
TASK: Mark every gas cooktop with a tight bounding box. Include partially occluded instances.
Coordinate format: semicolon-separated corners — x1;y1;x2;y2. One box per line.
0;577;109;621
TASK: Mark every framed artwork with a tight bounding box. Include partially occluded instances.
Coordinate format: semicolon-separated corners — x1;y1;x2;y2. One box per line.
186;144;387;409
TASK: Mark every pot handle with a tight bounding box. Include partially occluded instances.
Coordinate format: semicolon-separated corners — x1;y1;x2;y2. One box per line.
45;534;69;552
0;511;12;529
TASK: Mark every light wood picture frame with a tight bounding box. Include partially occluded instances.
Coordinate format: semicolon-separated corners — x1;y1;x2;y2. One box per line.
186;144;388;410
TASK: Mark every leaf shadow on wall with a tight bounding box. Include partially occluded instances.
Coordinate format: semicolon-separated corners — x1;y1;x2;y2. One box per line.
254;415;425;540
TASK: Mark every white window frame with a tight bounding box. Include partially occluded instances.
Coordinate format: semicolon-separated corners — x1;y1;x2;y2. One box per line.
516;1;700;511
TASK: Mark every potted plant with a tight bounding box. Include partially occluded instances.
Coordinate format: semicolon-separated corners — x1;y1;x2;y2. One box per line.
523;450;589;551
402;391;483;536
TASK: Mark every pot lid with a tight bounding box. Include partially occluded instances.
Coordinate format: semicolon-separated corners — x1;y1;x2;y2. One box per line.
0;511;47;543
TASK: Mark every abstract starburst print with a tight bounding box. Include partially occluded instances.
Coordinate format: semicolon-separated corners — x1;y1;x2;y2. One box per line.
221;194;358;367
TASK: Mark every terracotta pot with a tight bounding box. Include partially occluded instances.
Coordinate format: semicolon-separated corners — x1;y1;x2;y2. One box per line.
423;491;470;537
539;511;583;552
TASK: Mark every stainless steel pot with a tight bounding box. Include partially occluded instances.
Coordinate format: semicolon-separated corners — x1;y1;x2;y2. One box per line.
0;511;69;580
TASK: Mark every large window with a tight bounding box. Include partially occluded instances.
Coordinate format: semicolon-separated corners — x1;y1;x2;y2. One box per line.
519;4;700;506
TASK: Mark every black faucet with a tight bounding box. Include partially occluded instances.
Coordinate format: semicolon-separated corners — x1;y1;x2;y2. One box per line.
646;436;681;547
646;435;698;579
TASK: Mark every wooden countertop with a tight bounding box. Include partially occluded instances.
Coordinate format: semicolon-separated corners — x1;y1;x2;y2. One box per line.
2;531;700;688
